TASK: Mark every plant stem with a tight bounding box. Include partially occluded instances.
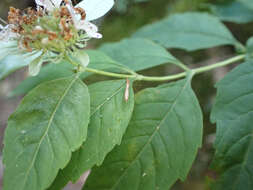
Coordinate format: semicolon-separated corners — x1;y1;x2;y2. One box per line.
81;54;245;82
84;67;136;79
139;54;246;81
194;54;245;74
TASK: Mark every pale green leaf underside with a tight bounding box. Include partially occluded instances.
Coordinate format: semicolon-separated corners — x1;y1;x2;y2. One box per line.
48;80;135;190
83;76;203;190
99;38;181;71
133;12;239;51
3;76;90;190
0;40;42;80
0;53;42;80
211;60;253;190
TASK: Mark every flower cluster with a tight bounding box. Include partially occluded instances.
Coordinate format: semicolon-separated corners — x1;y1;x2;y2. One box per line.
0;0;114;75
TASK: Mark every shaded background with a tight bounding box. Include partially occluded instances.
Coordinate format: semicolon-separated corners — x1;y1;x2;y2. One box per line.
0;0;253;189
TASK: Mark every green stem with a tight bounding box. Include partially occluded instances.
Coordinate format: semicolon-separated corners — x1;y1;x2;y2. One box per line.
194;54;245;74
69;54;246;82
84;67;136;79
139;54;246;81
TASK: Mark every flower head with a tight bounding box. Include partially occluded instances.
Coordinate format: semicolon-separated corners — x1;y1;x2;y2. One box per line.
0;0;115;76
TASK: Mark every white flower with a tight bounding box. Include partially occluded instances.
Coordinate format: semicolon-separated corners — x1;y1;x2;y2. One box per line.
66;3;102;39
74;0;115;37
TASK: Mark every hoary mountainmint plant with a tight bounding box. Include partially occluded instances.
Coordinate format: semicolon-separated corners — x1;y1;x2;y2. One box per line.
0;0;253;190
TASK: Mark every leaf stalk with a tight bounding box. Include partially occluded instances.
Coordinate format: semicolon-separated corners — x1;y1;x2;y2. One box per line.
69;54;246;82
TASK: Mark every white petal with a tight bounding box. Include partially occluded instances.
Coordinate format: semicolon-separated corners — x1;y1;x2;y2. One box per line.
52;0;62;8
76;21;102;38
35;0;44;6
88;32;102;39
75;0;114;21
84;22;98;32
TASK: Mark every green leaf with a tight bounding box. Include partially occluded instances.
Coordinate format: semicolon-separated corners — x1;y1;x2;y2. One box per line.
133;12;240;51
239;0;253;10
85;50;126;73
0;52;42;80
83;75;203;190
0;41;42;80
99;38;181;71
0;55;29;80
0;41;18;61
48;80;135;190
10;50;120;97
9;62;74;97
211;60;253;190
246;37;253;60
3;75;90;190
209;1;253;24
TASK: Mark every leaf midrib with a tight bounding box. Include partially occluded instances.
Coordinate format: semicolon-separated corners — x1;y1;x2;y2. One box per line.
91;82;126;115
93;82;126;164
67;81;127;181
110;78;190;190
22;76;79;190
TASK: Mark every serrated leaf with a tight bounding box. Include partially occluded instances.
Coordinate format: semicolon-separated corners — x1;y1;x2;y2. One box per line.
211;61;253;121
3;75;90;190
99;38;181;71
133;12;240;51
211;60;253;190
83;75;203;190
48;80;135;190
209;1;253;24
